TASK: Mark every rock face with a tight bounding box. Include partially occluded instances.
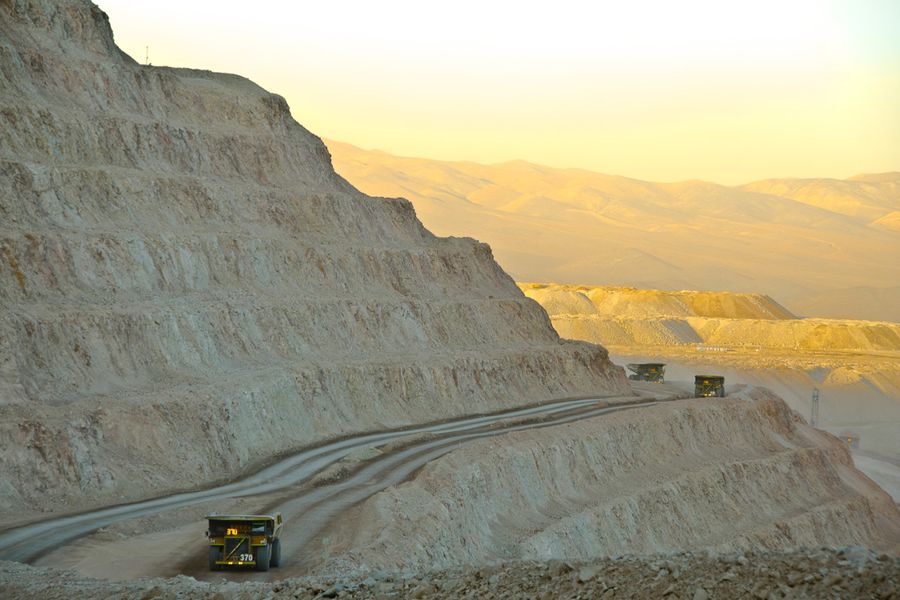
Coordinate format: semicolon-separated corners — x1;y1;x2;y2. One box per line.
0;0;628;516
518;282;900;461
520;283;900;352
316;389;900;574
520;283;797;320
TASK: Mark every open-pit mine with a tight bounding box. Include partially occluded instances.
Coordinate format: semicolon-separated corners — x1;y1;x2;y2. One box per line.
520;283;900;499
1;1;898;598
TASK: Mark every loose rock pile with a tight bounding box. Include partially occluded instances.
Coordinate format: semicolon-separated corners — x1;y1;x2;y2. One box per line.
2;548;897;599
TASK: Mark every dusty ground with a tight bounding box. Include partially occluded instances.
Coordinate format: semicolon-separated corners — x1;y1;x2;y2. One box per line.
7;392;664;577
3;548;898;599
21;389;897;588
310;389;900;576
853;453;900;502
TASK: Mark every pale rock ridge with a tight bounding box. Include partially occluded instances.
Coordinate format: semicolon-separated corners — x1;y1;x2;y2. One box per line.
742;173;900;223
0;0;628;516
872;210;900;232
318;389;900;573
521;283;900;353
519;283;795;319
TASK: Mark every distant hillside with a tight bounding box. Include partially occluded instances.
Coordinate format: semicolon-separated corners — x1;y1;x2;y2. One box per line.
328;141;899;322
791;286;900;322
518;282;900;461
519;283;795;320
520;283;900;353
742;173;900;224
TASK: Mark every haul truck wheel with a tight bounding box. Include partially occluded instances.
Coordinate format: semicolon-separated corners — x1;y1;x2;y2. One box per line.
208;547;222;571
255;545;271;571
270;538;281;568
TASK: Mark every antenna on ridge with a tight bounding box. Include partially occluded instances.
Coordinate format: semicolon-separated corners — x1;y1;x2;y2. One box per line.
810;388;819;427
145;45;150;66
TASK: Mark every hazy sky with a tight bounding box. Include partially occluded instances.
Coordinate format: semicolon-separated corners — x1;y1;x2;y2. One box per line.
96;0;899;183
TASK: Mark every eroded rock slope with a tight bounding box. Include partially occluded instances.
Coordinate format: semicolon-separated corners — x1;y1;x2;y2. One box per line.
520;283;900;352
316;389;900;574
0;0;628;517
519;282;900;460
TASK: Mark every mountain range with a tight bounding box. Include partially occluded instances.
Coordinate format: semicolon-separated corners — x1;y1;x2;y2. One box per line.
328;141;900;322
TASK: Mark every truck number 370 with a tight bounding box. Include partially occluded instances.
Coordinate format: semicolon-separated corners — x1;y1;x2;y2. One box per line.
239;553;254;562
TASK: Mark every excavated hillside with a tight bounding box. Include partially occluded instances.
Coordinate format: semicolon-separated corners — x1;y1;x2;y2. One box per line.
313;388;900;574
520;282;900;470
0;1;628;518
520;283;900;353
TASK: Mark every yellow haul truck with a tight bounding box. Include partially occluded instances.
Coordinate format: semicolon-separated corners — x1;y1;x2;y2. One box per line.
626;363;666;383
694;375;725;398
206;513;283;571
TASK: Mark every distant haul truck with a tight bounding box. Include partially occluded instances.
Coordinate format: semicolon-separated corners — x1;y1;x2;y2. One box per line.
839;431;860;449
695;375;725;398
627;363;666;383
207;513;283;571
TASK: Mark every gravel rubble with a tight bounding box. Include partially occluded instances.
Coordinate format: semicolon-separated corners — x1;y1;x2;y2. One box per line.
2;548;897;599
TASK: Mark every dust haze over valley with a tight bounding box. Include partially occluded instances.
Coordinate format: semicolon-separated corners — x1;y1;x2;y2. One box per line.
2;1;900;599
328;141;900;322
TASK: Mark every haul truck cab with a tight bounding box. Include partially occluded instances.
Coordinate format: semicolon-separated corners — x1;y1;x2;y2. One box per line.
206;513;283;571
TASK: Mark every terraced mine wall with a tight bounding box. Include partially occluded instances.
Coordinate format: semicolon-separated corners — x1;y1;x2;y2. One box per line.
519;282;900;460
550;315;900;352
318;388;900;573
0;1;628;517
520;283;798;320
520;283;900;352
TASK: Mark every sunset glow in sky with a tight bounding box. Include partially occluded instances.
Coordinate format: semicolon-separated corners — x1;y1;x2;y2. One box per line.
96;0;899;183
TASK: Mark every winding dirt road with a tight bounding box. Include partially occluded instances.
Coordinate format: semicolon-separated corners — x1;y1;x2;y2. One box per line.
2;382;687;580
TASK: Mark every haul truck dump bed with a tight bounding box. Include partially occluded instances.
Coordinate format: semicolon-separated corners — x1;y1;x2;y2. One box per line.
626;363;666;383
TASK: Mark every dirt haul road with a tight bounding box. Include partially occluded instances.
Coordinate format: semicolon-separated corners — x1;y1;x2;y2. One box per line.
0;384;685;581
